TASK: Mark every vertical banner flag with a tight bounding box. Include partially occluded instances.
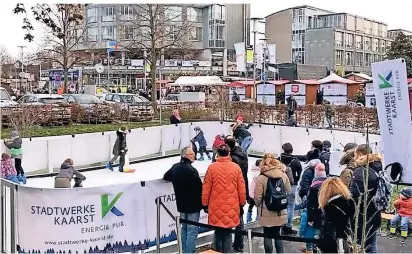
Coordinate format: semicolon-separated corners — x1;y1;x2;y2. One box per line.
267;44;277;64
246;46;254;64
371;59;412;183
255;42;264;70
234;42;246;72
17;184;147;253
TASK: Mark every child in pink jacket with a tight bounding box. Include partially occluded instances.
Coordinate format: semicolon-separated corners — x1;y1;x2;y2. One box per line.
1;153;19;184
247;159;262;223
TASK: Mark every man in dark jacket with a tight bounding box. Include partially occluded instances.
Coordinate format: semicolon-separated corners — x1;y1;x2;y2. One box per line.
278;143;302;235
163;146;203;254
224;136;248;252
106;126;128;172
298;148;321;200
231;117;253;155
296;140;324;162
286;95;298;121
349;144;381;254
320;140;331;176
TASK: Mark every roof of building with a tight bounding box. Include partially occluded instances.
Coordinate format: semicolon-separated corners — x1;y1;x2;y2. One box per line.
318;72;360;84
315;12;387;26
265;5;334;18
344;72;372;81
172;76;226;86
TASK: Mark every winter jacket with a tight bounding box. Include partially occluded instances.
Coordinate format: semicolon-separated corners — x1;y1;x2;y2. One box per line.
193;131;207;147
299;209;316;239
306;176;327;229
287;97;297;112
212;135;225;150
4;137;23;159
163;158;203;213
278;153;302;185
232;124;251;144
318;195;355;253
349;154;382;239
1;158;17;179
324;103;335;118
255;163;291;227
339;148;356;186
230;146;249;203
113;130;127;156
248;165;261;199
319;151;331;175
297;159;320;199
202;156;246;229
394;198;412;217
55;162;86;181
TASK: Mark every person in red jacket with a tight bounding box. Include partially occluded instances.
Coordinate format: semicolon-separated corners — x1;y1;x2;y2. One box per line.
390;188;412;240
212;134;225;162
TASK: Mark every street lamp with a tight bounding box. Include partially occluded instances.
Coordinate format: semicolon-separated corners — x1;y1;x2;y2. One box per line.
250;17;263;101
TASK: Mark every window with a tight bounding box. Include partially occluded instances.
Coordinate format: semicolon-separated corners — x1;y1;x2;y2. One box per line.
187;7;202;22
345;33;354;48
335;32;344;47
122;26;135;40
299;16;302;23
87;8;98;23
355;52;363;66
356;35;363;49
167;26;182;40
345;52;353;66
210;5;225;20
380;40;386;52
102;26;114;40
299;9;303;15
165;6;182;22
365;53;371;66
364;37;371;51
293;10;297;18
121;5;134;16
373;39;379;52
102;6;115;22
87;27;98;41
335;50;344;65
189;27;202;41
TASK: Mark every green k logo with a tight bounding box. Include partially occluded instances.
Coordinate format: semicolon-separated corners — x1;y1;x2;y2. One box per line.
378;71;393;89
101;192;124;218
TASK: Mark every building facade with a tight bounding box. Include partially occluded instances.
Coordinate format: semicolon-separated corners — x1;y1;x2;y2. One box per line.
305;13;391;74
73;4;249;87
388;29;412;40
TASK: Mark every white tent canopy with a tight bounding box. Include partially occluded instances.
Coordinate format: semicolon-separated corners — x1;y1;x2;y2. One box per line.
170;76;226;86
318;72;358;84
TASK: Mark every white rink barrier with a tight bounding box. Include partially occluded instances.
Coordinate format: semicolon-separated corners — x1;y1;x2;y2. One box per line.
0;121;383;174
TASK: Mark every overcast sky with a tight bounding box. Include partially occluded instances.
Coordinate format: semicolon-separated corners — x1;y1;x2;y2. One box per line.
1;0;411;58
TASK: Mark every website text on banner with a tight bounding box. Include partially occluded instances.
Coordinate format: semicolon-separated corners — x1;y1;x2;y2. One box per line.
371;58;412;183
17;184;147;253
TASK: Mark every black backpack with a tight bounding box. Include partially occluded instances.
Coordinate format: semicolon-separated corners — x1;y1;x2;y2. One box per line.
262;174;288;215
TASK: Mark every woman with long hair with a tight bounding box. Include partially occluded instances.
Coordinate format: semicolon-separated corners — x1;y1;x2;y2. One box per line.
318;177;355;253
255;153;291;253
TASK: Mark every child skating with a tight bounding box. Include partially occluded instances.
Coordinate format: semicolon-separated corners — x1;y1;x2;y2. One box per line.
247;159;261;223
106;126;129;172
389;188;412;244
4;131;26;184
192;126;211;161
1;153;19;184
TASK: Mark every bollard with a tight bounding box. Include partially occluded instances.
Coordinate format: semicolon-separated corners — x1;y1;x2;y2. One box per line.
247;229;253;253
175;216;183;253
156;198;161;253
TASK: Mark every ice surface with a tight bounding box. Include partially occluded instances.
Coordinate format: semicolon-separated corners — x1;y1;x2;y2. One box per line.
26;156;259;189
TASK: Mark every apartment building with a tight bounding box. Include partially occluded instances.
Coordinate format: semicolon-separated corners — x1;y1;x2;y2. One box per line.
72;4;249;87
388;29;412;40
265;5;333;64
305;13;391;74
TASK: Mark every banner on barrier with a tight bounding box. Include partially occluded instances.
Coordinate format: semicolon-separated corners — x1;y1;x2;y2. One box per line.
17;184;147;253
371;59;412;183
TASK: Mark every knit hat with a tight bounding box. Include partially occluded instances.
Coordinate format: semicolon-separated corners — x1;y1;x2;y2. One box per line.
401;188;412;199
10;131;19;138
344;143;358;152
323;140;331;149
314;163;326;177
306;148;320;161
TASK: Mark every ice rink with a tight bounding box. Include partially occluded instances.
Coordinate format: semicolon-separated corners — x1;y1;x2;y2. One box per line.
26;156;260;188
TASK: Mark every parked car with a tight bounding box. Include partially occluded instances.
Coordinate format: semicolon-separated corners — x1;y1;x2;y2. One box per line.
17;94;71;125
104;93;154;121
62;94;115;123
1;87;19;127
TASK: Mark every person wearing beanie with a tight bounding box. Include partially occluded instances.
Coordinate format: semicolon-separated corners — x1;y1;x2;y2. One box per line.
106;126;129;172
320;140;331;176
4;131;26;184
296;148;321;202
390;188;412;240
231;116;253;155
212;133;225;162
339;143;358;187
192;126;210;161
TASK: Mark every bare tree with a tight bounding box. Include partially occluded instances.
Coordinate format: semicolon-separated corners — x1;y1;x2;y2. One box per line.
118;4;194;101
13;4;92;92
0;45;13;65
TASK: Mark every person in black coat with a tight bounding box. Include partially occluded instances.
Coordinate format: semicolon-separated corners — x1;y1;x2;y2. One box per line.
297;148;321;200
306;163;327;230
318;178;355;253
295;140;324;162
349;145;382;254
320;140;331;176
163;146;203;254
224;135;249;252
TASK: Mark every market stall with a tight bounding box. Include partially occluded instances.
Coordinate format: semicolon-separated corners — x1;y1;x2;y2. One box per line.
168;76;226;102
318;73;359;105
257;80;289;105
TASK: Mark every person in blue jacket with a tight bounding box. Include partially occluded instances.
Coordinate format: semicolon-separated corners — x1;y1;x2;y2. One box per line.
191;126;211;161
299;208;317;253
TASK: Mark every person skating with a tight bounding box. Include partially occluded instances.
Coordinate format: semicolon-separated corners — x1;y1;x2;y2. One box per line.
170;107;182;124
54;158;86;188
389;188;412;241
1;153;19;184
202;144;246;253
4;131;26;184
286;95;298;122
106;126;129;172
212;133;225;162
224;135;249;252
192;126;211;161
278;143;302;235
231;116;253;154
163;147;203;254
